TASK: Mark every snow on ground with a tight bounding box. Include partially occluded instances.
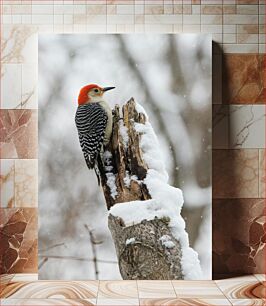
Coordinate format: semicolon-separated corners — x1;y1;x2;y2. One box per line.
109;103;203;280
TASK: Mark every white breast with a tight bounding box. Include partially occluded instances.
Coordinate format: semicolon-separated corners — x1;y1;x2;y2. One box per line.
99;100;113;145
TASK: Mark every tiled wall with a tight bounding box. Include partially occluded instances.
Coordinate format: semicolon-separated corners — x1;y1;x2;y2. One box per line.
0;0;265;278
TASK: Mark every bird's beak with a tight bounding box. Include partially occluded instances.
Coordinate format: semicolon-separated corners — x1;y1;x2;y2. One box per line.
102;86;115;92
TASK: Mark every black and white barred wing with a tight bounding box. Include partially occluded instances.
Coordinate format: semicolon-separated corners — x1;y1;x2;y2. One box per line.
75;103;108;169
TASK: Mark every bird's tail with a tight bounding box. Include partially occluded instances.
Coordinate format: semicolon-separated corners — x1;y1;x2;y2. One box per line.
94;165;101;186
95;154;105;186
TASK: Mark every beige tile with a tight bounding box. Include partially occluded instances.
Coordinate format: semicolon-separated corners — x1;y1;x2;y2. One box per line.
229;300;266;306
8;273;38;282
137;281;176;298
140;298;232;305
172;281;225;298
182;5;192;14
183;14;200;24
0;159;15;208
215;281;265;299
32;14;54;25
223;33;236;43
164;4;174;14
223;4;237;14
144;5;164;15
223;24;236;33
201;5;223;14
144;24;174;32
173;4;182;14
107;15;134;24
183;24;200;32
32;4;53;14
237;25;259;34
15;159;38;207
98;281;138;299
223;44;258;53
224;14;258;24
116;4;134;15
237;33;258;44
87;5;106;15
213;149;259;198
1;299;96;305
201;25;223;33
21;63;38;109
229;105;265;149
144;14;182;24
1;64;22;109
259;149;265;198
2;281;99;299
201;15;223;24
192;5;200;14
237;4;259;14
254;274;266;282
11;5;31;14
96;299;139;305
73;5;86;14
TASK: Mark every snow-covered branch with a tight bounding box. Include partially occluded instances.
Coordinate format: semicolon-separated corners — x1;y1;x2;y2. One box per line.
98;98;202;280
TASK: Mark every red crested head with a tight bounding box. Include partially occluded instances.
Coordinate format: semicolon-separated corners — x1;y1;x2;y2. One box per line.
77;84;115;106
78;84;102;105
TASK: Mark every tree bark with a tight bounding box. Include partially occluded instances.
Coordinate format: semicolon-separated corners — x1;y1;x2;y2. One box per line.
98;98;183;280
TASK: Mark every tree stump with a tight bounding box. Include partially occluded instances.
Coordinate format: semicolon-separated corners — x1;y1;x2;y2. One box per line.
98;98;184;280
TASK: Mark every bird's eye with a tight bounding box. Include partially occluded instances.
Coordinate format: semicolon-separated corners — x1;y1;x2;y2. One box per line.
94;89;99;93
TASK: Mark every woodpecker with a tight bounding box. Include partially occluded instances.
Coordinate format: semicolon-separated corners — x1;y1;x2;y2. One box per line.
75;84;115;177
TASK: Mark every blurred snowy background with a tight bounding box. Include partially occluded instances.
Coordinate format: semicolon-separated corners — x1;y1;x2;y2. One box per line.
38;34;212;280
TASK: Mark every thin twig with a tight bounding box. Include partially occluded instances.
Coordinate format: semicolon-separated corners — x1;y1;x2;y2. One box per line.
84;224;102;280
39;255;117;264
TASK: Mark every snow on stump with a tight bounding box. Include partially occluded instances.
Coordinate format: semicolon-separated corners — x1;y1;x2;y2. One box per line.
98;98;202;280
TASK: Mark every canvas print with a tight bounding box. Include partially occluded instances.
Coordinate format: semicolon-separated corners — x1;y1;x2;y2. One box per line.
38;34;211;280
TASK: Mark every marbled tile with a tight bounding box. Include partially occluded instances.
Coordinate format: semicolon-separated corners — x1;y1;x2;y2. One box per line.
229;300;266;306
14;159;37;207
21;63;38;109
215;281;265;299
0;159;15;207
223;44;259;53
98;281;138;299
4;274;38;282
254;274;266;282
0;275;13;295
229;105;265;149
213;199;266;276
1;281;99;299
0;299;96;305
139;298;232;305
0;208;38;274
213;149;259;198
259;150;265;198
1;64;22;109
213;105;229;149
215;275;259;284
96;299;139;305
1;25;38;64
0;274;38;296
0;110;38;159
137;281;176;298
223;54;264;104
172;281;225;298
